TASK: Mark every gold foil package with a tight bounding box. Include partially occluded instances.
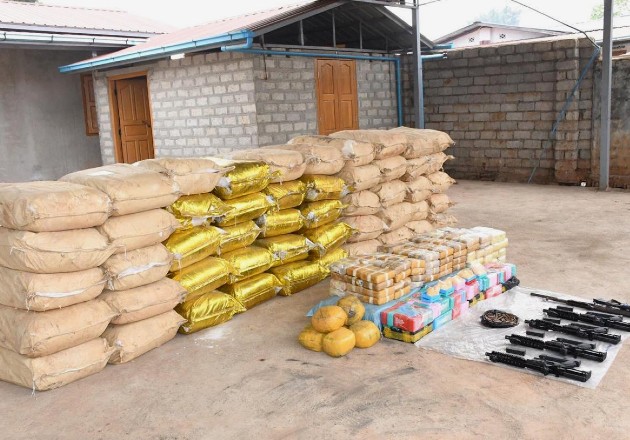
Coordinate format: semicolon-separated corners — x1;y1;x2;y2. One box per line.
212;160;273;199
175;291;245;334
315;247;349;268
220;246;274;282
168;193;232;223
300;175;350;202
304;222;354;258
262;181;307;210
255;208;304;237
220;273;282;309
169;257;234;301
269;260;329;296
214;193;274;227
217;221;261;255
255;234;316;267
163;225;225;272
299;200;346;229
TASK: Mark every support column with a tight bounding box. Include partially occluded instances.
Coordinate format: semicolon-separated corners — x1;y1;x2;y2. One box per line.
600;0;612;190
412;2;424;128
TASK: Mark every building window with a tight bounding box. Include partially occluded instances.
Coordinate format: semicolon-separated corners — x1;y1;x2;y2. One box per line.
81;74;99;136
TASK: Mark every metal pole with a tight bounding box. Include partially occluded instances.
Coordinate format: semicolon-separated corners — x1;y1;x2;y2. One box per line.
299;20;305;46
412;2;424;128
359;20;363;50
600;0;613;190
332;10;336;48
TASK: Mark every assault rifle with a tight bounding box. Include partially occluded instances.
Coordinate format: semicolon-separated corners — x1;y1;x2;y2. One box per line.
531;293;630;318
525;319;621;345
485;351;591;382
544;307;630;332
505;334;607;362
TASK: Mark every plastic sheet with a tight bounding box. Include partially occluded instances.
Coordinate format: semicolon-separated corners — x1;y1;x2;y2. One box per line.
163;225;224;271
212;160;273;199
255;208;304;237
263;181;306;210
270;260;329;296
304;222;354;258
175;291;245;334
255;234;315;266
416;286;629;389
214;193;274;227
221;246;274;282
300;175;349;202
300;200;345;229
220;273;281;310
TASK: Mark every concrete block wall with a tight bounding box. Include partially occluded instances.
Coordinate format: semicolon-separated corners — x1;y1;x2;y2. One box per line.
410;37;596;184
356;58;398;129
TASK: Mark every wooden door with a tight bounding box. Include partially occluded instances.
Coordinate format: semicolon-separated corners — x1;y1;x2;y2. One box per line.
316;59;358;135
114;77;154;163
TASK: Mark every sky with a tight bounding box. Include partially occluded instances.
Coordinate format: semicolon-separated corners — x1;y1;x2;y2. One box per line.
42;0;606;40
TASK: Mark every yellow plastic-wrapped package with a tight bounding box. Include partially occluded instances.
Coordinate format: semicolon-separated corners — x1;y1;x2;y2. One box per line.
221;246;274;282
255;234;315;267
168;193;232;223
262;180;306;210
217;221;261;255
300;175;349;202
304;222;354;258
170;256;234;301
163;225;224;272
175;291;245;334
220;273;281;309
229;148;306;183
214;192;274;227
299;200;346;229
212;160;273;200
314;247;349;267
269;260;329;296
255;208;304;237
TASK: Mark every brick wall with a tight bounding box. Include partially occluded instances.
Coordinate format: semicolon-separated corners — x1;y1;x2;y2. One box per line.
356;58;398;129
412;37;596;184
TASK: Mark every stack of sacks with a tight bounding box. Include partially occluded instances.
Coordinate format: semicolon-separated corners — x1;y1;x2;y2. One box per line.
165;159;276;334
0;181;118;390
60;164;185;364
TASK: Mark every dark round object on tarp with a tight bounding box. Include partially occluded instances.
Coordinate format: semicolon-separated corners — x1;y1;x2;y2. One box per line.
481;309;519;328
502;277;520;292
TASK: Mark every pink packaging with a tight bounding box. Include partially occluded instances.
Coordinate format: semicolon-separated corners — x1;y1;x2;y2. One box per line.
486;272;498;288
421;300;442;318
465;280;479;300
484;284;503;298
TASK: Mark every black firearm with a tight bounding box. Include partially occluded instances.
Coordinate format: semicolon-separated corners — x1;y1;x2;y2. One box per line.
505;334;607;362
485;351;591;382
525;319;621;345
544;307;630;332
531;292;630;318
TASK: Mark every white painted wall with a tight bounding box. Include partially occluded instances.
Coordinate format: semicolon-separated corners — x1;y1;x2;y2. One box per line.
447;27;553;48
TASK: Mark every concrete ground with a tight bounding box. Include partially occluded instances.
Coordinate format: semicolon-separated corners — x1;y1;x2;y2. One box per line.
2;180;630;440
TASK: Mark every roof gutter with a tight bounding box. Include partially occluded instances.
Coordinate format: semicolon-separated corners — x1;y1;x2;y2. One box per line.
58;30;255;73
0;31;145;47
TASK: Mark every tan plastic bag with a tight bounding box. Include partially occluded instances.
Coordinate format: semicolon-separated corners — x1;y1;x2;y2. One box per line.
98;209;179;255
378;226;414;245
0;338;113;391
372;180;407;208
330;130;407;159
334;164;380;192
135;157;225;196
428;193;453;214
0;181;111;232
403;153;452;181
0;227;116;273
0;299;115;357
0;265;106;311
269;143;344;175
342;215;386;243
373;156;407;183
60;164;180;216
103;310;185;364
341;191;380;217
390;126;454;158
429;213;458;227
406;220;433;234
342;239;381;256
102;243;172;291
229;148;306;183
428;171;456;193
377;202;415;231
411;200;430;220
405;176;433;202
288;135;375;166
100;278;186;325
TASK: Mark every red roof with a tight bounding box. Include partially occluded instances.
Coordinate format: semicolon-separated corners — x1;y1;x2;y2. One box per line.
0;0;173;36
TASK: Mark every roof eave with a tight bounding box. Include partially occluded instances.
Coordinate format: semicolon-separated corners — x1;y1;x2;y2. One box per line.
0;23;165;38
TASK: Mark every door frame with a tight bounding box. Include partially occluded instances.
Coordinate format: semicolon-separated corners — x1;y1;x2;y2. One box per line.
107;71;154;163
314;58;359;135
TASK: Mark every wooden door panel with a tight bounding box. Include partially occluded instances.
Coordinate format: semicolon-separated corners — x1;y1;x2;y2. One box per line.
319;100;338;136
338;99;355;130
115;77;154;163
316;59;358;135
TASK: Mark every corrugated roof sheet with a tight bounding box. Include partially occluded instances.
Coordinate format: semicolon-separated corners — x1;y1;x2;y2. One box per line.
0;0;173;36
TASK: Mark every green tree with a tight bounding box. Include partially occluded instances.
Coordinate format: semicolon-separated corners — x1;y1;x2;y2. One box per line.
476;6;521;25
591;0;630;19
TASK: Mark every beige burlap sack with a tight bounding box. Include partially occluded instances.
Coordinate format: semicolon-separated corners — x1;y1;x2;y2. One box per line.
377;202;415;231
335;164;381;192
402;153;452;182
378;226;414;245
101;243;172;291
341;191;380;216
103;310;184;364
98;209;179;255
342;215;386;243
135;157;225;196
411;200;430;220
390;126;454;158
0;227;115;273
429;213;458;228
428;193;453;214
428;171;456;193
372;180;407;208
0;266;106;311
229;148;306;183
342;239;381;256
330;130;407;159
0;338;113;391
373;156;407;183
288;135;375;166
0;299;115;357
60;164;180;216
405;176;433;203
0;181;111;232
406;220;433;234
269;143;344;175
100;277;185;325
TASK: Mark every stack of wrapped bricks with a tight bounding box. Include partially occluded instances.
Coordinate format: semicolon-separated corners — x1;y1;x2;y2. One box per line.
303;127;457;257
60;164;185;366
